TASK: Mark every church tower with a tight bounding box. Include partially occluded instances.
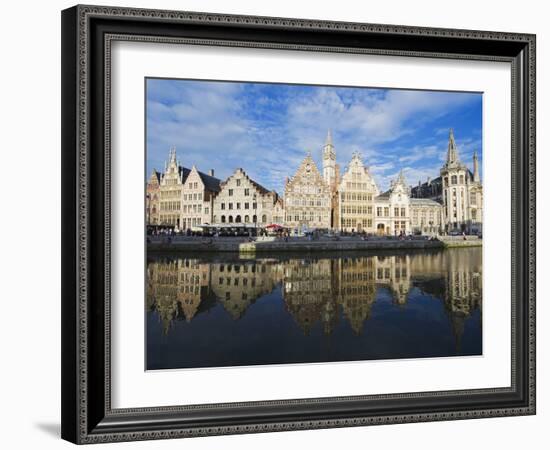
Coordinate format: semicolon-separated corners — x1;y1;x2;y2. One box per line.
473;150;480;183
440;129;469;232
322;129;336;189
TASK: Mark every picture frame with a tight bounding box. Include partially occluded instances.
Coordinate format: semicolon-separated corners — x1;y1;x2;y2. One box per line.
61;4;536;444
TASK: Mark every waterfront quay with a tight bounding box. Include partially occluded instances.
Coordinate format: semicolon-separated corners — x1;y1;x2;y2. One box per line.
147;234;481;253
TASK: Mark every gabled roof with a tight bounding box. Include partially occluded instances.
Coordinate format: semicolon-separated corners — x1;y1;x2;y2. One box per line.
286;154;329;192
178;166;191;184
248;177;270;195
410;198;443;207
148;170;161;184
411;176;442;197
375;190;391;200
196;170;221;193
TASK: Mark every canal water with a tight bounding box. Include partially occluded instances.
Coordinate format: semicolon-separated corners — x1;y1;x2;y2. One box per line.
146;248;482;370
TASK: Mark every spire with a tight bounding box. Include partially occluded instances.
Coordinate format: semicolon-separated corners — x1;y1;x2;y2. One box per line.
325;128;333;147
446;128;459;164
398;169;406;184
473;150;480;182
169;145;177;165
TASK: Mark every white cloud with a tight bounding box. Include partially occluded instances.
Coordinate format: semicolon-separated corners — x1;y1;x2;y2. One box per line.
147;80;480;194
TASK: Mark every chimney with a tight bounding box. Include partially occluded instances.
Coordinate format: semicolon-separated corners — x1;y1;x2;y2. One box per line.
208;169;214;177
427;176;431;185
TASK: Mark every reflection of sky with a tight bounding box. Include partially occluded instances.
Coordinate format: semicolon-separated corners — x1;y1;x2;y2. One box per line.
146;250;482;370
147;285;482;370
146;78;483;193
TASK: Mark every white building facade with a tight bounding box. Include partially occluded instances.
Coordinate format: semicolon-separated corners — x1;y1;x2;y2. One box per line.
212;168;280;227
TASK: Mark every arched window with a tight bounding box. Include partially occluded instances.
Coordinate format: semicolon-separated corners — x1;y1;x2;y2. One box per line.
228;216;233;223
459;175;464;184
221;215;226;223
235;215;242;223
244;215;250;223
261;214;267;223
451;175;457;184
252;215;257;224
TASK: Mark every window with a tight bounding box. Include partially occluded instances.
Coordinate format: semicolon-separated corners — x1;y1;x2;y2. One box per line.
451;175;457;184
221;215;226;223
470;191;477;205
244;188;249;196
221;203;225;210
401;208;406;217
228;189;233;196
236;215;242;223
236;202;241;209
459;175;464;184
244;215;250;223
262;214;267;223
236;179;241;187
228;203;233;210
377;207;382;217
384;207;389;217
244;202;249;209
394;207;399;217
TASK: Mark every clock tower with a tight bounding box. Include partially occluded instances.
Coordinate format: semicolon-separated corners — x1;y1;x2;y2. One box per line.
322;129;336;189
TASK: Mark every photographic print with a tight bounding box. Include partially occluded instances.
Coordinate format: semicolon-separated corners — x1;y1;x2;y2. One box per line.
145;78;483;370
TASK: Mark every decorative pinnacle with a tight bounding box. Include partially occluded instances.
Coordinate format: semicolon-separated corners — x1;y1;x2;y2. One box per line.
447;128;459;164
325;129;333;146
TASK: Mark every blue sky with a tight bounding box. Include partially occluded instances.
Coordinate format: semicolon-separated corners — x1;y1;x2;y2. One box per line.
146;78;482;193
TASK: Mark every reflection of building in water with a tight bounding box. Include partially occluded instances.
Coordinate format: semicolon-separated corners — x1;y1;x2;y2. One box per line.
147;249;482;343
374;255;411;305
282;259;337;335
442;249;482;349
147;258;211;333
409;248;482;349
335;257;377;335
210;261;281;320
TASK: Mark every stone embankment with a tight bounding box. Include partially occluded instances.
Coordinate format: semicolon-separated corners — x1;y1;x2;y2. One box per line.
146;235;482;253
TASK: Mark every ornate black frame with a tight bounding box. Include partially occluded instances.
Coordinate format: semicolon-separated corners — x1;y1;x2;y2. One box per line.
61;4;536;444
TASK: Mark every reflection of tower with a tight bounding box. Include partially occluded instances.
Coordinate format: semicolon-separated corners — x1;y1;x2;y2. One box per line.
443;248;483;351
374;255;411;305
